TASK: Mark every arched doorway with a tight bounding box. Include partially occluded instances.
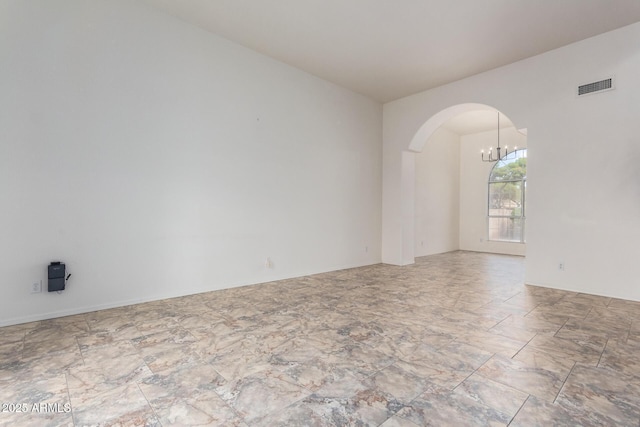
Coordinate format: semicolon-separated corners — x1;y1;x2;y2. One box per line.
403;103;526;264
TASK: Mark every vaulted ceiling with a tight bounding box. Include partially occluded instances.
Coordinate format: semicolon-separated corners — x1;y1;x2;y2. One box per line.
142;0;640;104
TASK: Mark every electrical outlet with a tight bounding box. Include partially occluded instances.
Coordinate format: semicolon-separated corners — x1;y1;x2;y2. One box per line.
558;262;565;271
31;281;42;294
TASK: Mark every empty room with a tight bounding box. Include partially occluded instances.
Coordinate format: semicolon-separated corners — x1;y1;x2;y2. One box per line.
1;1;640;426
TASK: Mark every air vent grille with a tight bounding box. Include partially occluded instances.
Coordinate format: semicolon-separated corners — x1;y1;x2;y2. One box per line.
578;78;613;96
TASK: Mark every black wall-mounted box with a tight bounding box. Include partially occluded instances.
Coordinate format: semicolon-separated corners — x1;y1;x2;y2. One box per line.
48;262;66;292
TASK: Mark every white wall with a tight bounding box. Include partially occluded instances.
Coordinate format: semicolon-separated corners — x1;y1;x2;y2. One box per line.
383;22;640;301
0;0;382;326
414;127;459;256
459;127;526;256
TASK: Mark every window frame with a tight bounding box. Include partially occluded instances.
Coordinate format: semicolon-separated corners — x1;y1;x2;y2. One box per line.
487;149;527;243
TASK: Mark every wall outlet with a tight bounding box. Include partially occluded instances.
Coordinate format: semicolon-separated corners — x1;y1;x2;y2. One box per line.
558;262;565;271
265;257;272;269
31;281;42;293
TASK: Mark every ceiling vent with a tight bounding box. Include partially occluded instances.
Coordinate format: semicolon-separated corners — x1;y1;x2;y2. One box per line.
577;77;613;96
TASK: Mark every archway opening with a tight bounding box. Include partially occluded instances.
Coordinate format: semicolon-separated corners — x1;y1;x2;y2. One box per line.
410;104;527;262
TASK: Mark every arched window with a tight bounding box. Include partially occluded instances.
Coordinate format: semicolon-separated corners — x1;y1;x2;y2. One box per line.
488;149;527;243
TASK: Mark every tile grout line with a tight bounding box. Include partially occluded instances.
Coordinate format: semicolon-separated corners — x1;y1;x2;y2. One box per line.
552;317;571;338
473;353;533;401
510;332;538;360
19;331;27;362
469;353;498;383
625;320;633;345
256;391;312;426
553;361;576;404
507;394;531;426
596;337;609;368
501;292;524;305
64;371;77;427
74;335;87;367
489;314;513;331
451;351;496;393
522;303;541;318
392;412;422;427
219;394;248;425
136;382;163;426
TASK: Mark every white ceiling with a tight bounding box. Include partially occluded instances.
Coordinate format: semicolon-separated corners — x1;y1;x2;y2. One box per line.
142;0;640;104
441;110;514;135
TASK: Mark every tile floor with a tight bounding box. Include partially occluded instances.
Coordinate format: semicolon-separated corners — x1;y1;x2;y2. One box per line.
1;251;639;426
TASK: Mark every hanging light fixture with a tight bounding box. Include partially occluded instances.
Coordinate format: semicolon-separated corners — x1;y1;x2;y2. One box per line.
481;112;516;162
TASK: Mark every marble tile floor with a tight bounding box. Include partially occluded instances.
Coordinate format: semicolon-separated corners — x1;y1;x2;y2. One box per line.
1;251;639;426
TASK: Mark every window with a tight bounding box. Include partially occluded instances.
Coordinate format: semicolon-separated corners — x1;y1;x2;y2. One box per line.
488;149;526;242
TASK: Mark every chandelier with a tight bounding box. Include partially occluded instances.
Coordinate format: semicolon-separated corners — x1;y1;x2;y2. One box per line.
481;112;516;162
